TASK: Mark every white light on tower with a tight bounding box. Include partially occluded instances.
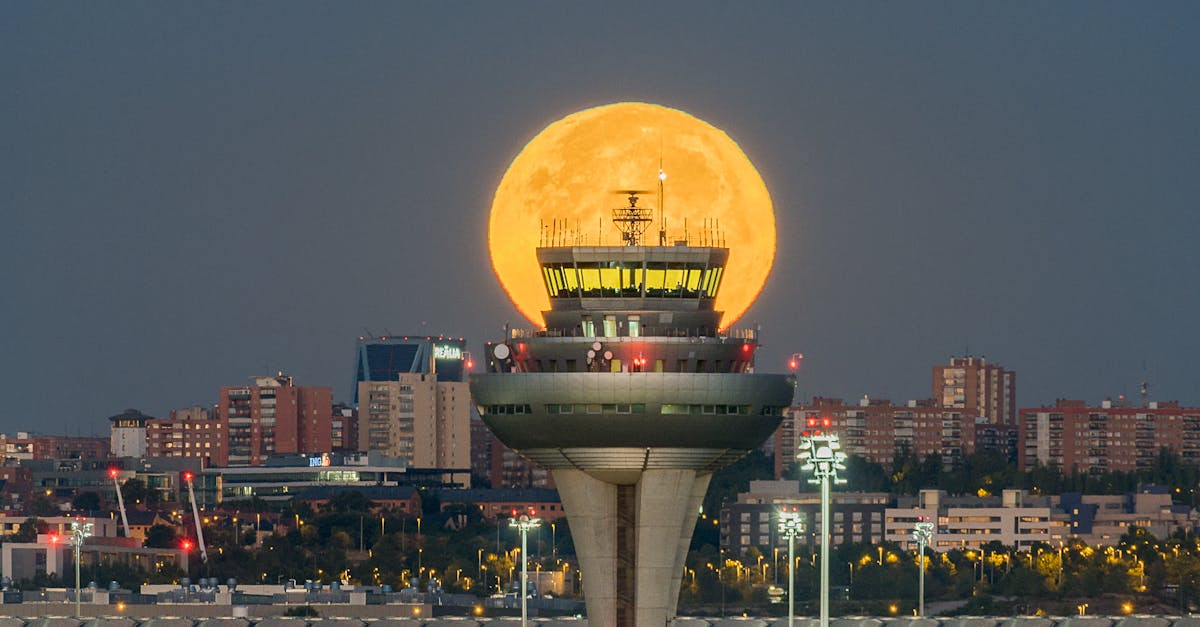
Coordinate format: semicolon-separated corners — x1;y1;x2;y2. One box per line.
509;512;542;627
912;518;935;617
798;419;847;627
777;508;806;627
70;519;94;618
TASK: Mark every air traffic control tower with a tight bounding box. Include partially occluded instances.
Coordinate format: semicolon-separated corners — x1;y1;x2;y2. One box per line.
472;193;794;627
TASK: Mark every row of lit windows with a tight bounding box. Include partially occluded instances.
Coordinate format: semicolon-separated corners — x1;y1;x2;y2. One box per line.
546;403;645;415
541;262;723;300
662;404;751;415
480;404;534;415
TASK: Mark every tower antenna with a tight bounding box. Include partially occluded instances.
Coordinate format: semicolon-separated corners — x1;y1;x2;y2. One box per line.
658;150;667;246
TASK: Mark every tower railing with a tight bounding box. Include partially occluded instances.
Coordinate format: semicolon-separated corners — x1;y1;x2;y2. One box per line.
507;326;758;341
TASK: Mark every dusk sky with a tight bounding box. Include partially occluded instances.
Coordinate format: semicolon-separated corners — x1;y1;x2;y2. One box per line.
3;4;1198;434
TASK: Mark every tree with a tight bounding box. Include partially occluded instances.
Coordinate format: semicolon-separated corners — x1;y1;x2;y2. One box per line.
12;518;44;543
72;491;101;512
121;478;157;506
144;524;178;548
28;494;58;517
326;490;373;514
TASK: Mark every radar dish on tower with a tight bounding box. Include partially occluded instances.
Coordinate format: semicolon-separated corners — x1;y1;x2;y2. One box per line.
611;190;656;246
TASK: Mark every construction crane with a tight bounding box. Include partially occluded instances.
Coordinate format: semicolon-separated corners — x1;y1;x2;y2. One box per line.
183;471;208;563
108;467;130;538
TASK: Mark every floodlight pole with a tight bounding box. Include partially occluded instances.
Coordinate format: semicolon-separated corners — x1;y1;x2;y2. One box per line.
779;509;805;627
798;431;847;627
509;513;541;627
912;519;935;617
70;520;93;618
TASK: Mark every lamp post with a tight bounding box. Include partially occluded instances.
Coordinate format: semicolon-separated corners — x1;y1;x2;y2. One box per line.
70;519;94;619
778;508;806;627
911;518;935;617
510;513;542;627
798;428;847;627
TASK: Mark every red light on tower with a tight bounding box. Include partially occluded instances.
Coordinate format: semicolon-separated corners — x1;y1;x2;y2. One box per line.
181;539;193;551
183;471;193;483
787;353;803;372
48;533;60;544
108;468;119;479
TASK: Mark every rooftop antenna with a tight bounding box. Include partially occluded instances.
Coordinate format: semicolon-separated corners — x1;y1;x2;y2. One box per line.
1141;359;1150;408
658;151;667;246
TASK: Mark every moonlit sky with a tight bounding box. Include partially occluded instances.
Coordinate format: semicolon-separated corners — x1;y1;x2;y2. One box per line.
3;3;1199;434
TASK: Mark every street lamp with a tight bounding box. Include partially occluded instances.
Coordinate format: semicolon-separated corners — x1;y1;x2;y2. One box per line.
778;507;806;627
510;513;542;627
70;519;94;618
798;427;847;627
911;517;935;617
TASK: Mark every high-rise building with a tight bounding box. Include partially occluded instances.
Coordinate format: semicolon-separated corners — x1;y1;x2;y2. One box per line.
352;335;468;403
331;403;358;452
934;356;1016;425
0;433;110;464
146;405;225;466
217;373;331;467
776;357;1018;475
1019;399;1200;473
472;193;793;627
108;408;153;458
357;373;470;470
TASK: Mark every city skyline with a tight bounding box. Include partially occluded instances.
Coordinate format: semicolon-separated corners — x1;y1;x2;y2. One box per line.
4;4;1199;432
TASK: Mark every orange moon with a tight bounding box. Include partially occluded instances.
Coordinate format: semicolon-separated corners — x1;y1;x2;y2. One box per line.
488;102;776;329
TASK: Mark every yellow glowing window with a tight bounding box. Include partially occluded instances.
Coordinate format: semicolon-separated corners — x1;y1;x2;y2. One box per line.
663;266;686;295
703;267;724;298
578;263;602;295
598;263;620;295
644;262;667;293
559;264;580;294
684;266;704;293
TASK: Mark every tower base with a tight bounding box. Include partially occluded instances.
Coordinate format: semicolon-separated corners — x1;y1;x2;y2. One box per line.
553;468;711;627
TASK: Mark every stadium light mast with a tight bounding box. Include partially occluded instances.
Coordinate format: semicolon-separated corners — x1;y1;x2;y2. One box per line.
510;512;541;627
778;507;805;627
912;517;936;617
798;418;847;627
70;519;94;618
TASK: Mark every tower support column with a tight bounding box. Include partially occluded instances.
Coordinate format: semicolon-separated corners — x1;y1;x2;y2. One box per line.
554;467;710;627
554;469;619;627
667;472;711;619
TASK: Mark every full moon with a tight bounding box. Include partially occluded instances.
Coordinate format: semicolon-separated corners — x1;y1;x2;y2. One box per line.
489;102;776;329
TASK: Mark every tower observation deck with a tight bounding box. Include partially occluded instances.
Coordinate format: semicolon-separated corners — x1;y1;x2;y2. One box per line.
471;192;794;627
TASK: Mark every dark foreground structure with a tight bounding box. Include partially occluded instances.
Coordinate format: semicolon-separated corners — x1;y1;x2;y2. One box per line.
0;612;1195;627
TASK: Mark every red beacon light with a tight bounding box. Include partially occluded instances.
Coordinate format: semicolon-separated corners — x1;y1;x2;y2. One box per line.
787;353;804;372
108;468;120;479
181;539;193;551
182;471;194;483
48;533;61;544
